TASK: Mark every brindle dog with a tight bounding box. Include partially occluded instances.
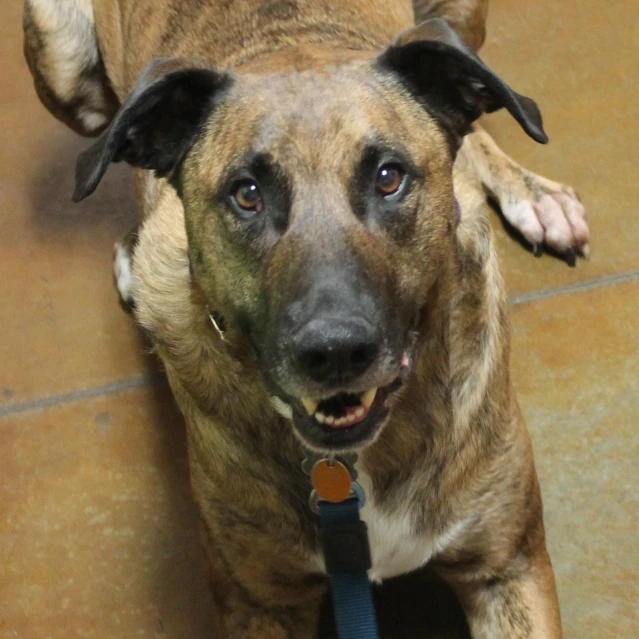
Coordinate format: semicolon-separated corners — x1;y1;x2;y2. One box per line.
24;1;587;637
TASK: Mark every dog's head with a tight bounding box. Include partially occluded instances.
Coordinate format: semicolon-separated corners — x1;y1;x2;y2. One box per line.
74;19;546;452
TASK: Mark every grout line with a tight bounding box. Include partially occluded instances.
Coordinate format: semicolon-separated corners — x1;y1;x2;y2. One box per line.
1;270;638;419
509;270;639;306
0;371;165;420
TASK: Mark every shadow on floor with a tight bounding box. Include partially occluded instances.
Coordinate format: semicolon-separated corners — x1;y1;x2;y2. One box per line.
26;128;138;242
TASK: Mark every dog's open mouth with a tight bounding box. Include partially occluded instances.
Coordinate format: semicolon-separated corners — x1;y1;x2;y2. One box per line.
293;385;393;451
301;387;381;428
289;353;412;451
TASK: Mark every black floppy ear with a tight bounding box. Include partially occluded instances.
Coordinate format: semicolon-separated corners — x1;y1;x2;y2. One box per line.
73;58;231;202
378;18;548;145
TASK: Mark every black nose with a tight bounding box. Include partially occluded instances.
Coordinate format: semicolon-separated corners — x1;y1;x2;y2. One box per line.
293;317;380;384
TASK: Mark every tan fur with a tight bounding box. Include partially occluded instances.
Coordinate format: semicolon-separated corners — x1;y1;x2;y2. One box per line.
24;1;565;637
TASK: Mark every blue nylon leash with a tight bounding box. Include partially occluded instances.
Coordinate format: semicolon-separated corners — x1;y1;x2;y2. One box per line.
318;497;380;639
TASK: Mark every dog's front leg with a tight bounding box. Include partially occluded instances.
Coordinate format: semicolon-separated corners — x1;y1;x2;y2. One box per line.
433;446;562;639
436;525;561;639
199;522;326;639
215;603;320;639
444;546;561;639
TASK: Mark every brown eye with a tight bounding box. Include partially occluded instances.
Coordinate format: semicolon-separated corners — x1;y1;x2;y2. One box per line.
376;164;405;196
231;180;264;213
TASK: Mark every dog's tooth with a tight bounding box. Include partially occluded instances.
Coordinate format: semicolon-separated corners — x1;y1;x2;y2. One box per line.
355;407;365;419
302;398;319;416
335;417;346;426
360;388;377;409
315;412;326;423
324;415;335;425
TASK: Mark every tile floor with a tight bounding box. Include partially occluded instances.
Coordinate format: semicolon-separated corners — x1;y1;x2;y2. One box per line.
1;0;637;637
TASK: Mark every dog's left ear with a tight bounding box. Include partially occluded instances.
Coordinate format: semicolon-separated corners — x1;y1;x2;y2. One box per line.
378;18;548;145
73;58;231;202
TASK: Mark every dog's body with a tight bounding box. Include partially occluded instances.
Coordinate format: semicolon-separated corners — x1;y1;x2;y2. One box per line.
23;1;587;636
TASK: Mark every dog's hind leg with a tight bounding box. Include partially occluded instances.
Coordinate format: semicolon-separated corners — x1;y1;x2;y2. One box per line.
462;126;590;263
23;0;119;136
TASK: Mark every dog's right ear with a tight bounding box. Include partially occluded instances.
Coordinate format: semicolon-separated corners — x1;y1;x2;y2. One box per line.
378;19;547;146
73;58;231;202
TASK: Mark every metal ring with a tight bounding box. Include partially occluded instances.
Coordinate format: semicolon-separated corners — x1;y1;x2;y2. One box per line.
351;481;366;509
309;482;366;516
309;489;321;515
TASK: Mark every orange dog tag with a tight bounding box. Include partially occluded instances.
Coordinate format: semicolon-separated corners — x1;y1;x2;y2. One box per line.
311;459;352;503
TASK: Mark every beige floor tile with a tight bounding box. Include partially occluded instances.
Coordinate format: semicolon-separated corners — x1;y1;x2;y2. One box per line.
0;386;217;639
511;281;639;638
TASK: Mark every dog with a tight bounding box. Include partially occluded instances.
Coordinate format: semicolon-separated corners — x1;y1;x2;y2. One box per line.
24;1;590;636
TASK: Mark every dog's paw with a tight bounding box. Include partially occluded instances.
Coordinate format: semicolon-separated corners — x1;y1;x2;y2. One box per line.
498;173;589;266
113;240;135;310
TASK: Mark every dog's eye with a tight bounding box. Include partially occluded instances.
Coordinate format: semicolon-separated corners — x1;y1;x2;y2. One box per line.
230;180;264;213
376;164;405;196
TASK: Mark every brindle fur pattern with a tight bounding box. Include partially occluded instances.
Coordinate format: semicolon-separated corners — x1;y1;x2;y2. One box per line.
24;0;562;637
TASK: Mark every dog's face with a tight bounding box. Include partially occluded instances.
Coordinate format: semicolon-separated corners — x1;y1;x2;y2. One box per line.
181;56;458;451
74;19;546;452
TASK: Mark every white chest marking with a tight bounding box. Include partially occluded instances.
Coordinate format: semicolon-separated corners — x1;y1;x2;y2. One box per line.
356;465;472;583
